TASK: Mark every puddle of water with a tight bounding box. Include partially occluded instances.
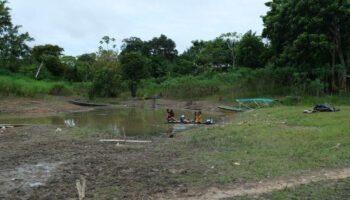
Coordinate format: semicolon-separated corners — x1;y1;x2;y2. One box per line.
0;107;223;136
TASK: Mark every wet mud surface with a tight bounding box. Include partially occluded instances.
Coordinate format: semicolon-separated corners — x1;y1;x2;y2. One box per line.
0;125;200;200
0;97;232;199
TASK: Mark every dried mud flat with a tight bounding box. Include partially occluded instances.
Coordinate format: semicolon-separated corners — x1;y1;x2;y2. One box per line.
2;126;350;200
0;97;225;199
0;97;90;118
0;125;199;200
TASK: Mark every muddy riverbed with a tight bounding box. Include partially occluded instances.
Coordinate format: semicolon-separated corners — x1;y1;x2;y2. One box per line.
0;97;233;199
1;107;223;137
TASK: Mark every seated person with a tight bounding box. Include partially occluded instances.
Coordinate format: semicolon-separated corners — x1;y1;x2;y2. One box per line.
167;109;178;122
166;109;171;121
196;111;203;124
180;115;191;123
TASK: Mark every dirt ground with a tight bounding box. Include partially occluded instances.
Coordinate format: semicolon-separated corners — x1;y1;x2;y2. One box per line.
2;122;202;199
0;124;188;199
0;96;225;200
1;97;349;199
1;123;350;200
0;97;92;118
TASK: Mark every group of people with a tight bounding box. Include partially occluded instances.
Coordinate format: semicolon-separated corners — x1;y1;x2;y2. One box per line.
166;109;202;124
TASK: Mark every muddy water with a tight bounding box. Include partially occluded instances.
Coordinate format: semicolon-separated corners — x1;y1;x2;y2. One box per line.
0;107;223;136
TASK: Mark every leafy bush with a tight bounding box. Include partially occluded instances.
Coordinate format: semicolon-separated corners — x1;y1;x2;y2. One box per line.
89;68;123;99
49;83;72;96
72;82;91;97
280;96;301;106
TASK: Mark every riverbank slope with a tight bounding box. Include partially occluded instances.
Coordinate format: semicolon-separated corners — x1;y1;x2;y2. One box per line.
0;96;349;199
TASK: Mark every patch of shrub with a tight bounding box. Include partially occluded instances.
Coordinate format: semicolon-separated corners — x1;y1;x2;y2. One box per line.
49;83;72;96
280;96;302;106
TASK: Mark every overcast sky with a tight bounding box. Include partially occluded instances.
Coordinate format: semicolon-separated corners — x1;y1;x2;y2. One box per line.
8;0;269;56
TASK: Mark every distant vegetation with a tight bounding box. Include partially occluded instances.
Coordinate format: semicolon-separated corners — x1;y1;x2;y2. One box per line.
0;69;89;97
0;0;350;99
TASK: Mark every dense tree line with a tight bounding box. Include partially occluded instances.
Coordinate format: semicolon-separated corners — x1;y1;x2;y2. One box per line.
1;0;350;98
263;0;350;94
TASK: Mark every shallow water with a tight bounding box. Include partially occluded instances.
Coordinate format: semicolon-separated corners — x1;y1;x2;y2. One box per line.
0;107;223;136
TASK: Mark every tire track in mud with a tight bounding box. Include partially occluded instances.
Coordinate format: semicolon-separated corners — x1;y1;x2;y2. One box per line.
154;167;350;200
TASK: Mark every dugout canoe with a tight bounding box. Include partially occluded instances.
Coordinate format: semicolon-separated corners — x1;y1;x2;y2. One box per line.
217;106;249;113
68;100;108;107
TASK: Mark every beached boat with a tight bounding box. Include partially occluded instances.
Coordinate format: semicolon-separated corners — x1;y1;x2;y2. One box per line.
167;121;215;125
68;100;108;107
217;106;249;113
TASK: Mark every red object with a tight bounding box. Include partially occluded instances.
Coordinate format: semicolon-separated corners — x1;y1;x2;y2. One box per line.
218;96;222;101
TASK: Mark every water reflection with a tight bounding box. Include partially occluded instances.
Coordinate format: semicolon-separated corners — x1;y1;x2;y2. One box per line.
112;124;120;137
0;107;221;137
64;119;75;127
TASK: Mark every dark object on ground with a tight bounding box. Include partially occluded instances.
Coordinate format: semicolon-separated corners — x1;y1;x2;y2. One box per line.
167;121;215;125
0;124;32;127
314;103;340;112
68;100;108;107
217;106;249;113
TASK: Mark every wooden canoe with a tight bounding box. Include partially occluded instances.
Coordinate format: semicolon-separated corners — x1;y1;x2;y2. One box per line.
0;124;33;128
217;106;249;113
68;100;108;107
167;121;215;125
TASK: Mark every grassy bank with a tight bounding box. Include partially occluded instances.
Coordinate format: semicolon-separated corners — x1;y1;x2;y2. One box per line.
136;69;289;100
165;105;350;188
0;70;90;97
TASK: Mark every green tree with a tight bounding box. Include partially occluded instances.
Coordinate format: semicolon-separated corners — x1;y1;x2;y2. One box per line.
235;30;267;68
32;45;63;61
0;0;33;72
90;50;122;97
89;36;122;98
201;37;232;70
32;44;64;77
220;32;241;68
121;35;178;78
181;40;206;69
42;55;63;76
77;53;96;65
147;56;171;78
147;34;178;61
172;57;195;76
98;36;117;54
120;52;148;97
121;37;146;55
77;53;96;81
182;37;233;72
61;56;79;81
262;0;350;92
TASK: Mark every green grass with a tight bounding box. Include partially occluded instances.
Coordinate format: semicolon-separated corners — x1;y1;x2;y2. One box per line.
0;70;90;97
0;75;71;97
231;178;350;200
92;185;124;200
168;106;350;186
302;95;350;106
